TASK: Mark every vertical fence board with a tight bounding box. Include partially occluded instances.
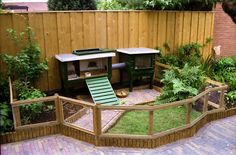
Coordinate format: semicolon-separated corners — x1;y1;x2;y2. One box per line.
182;12;192;45
190;12;199;43
57;12;72;54
148;12;154;48
152;12;159;48
107;12;119;83
95;12;107;48
29;13;48;91
0;14;14;56
138;12;149;47
174;12;184;51
166;12;176;53
70;12;84;50
83;13;95;48
123;12;129;48
129;12;139;47
157;12;167;53
118;12;124;48
43;13;60;90
197;12;206;56
202;13;213;59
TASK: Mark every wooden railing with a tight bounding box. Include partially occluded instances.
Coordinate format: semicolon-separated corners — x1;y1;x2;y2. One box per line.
7;75;230;147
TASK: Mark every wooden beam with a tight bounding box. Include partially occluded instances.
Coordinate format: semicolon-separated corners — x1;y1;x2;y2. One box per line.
148;110;154;135
11;96;57;106
65;108;88;123
59;96;95;107
203;91;209;113
93;104;102;145
12;106;21;128
219;88;225;108
15;121;59;130
186;102;192;124
8;76;13;104
208;101;220;109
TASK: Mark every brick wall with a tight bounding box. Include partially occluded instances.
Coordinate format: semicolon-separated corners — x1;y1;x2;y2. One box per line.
213;3;236;57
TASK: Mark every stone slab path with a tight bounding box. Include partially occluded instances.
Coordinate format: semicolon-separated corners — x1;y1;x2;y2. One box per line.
1;115;236;155
71;89;160;132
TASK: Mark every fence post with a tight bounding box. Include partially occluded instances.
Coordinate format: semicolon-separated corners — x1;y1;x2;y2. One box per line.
219;88;225;108
93;104;101;146
186;102;192;124
203;90;209;113
148;104;154;135
55;94;64;124
148;109;154;135
12;106;21;128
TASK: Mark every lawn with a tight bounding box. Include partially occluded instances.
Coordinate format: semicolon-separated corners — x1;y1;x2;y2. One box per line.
108;105;201;135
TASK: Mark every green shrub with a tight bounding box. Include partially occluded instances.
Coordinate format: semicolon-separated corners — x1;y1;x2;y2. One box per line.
48;0;96;10
159;42;203;68
222;0;236;23
213;56;236;91
97;0;125;10
0;27;48;127
15;81;46;124
1;27;48;85
225;90;236;107
156;64;206;104
0;102;13;133
0;73;9;103
144;0;216;11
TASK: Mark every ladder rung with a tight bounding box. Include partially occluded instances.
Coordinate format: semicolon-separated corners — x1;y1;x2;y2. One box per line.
93;92;115;97
86;79;108;85
94;95;116;101
89;86;111;91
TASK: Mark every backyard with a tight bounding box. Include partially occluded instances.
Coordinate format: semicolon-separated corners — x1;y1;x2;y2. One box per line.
0;0;236;153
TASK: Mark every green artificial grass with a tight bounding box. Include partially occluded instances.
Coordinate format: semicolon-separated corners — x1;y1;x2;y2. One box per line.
108;105;201;135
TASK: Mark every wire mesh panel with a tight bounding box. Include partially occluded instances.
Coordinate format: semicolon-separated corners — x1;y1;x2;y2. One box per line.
19;100;56;125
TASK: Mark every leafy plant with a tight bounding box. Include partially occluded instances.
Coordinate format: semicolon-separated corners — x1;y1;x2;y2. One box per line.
0;72;9;103
15;81;46;124
144;0;216;11
0;27;48;85
159;42;203;68
48;0;97;10
156;64;206;104
0;27;49;127
97;0;126;10
0;102;13;133
213;56;236;91
225;90;236;108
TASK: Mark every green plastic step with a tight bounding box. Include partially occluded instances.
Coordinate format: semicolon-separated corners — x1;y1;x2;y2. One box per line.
86;76;119;105
91;89;113;95
93;92;115;98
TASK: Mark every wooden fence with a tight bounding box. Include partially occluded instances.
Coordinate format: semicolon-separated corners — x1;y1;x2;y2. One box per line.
0;11;214;91
2;76;235;148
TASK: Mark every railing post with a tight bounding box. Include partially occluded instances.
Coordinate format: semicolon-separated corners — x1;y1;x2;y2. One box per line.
186;102;192;124
203;90;209;113
12;106;21;128
93;104;101;146
219;88;225;108
148;110;154;135
55;94;64;124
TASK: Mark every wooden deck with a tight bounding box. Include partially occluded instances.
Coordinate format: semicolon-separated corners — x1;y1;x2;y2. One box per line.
1;115;235;154
71;89;160;132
